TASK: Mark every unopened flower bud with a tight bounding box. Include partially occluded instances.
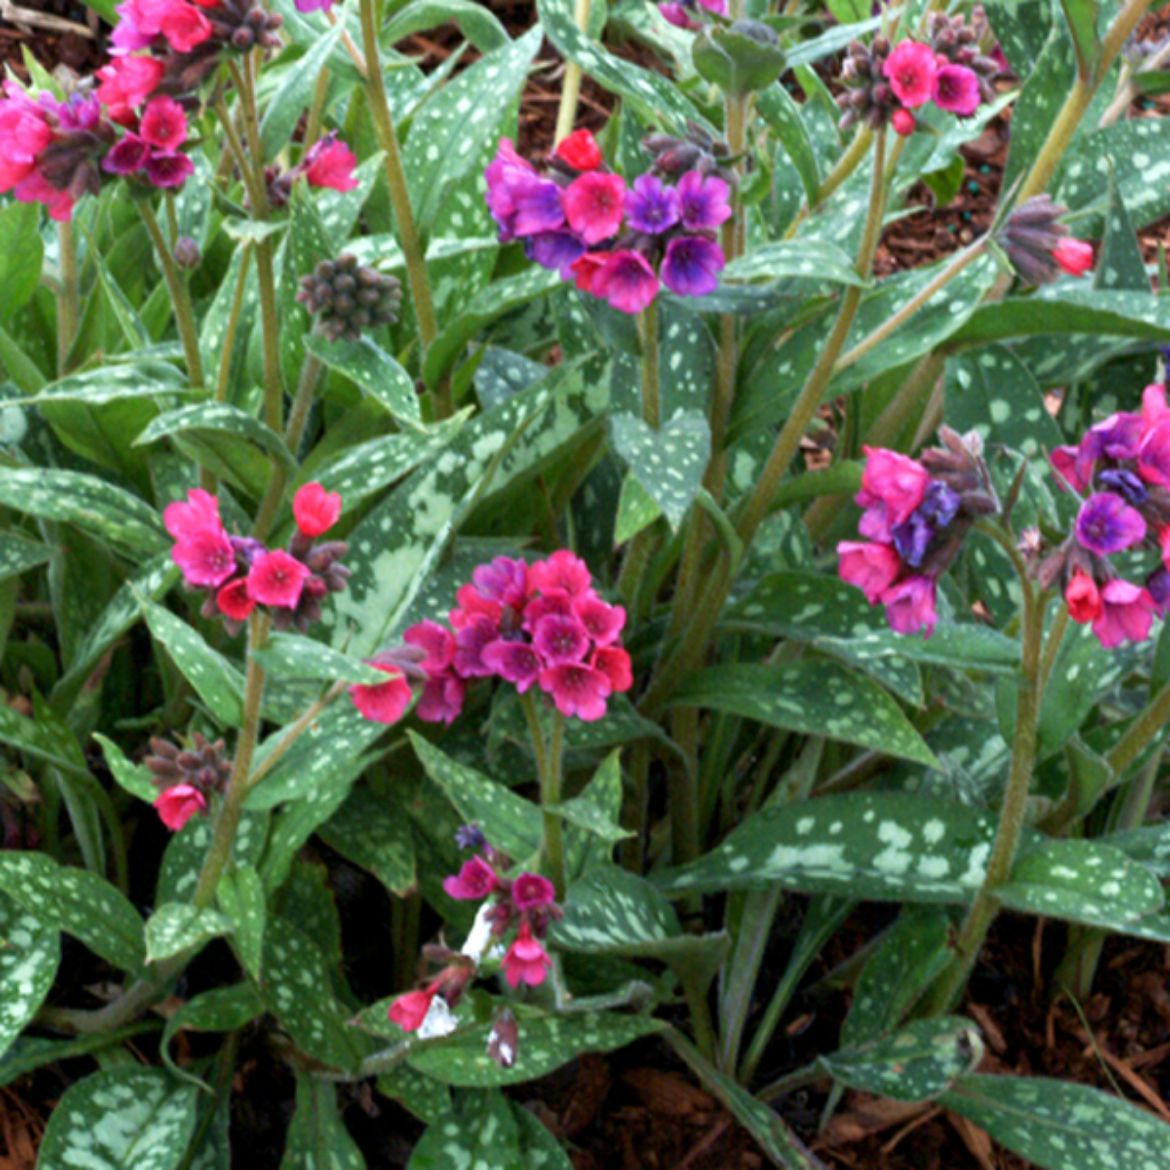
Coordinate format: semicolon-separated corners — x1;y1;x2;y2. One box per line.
174;236;200;269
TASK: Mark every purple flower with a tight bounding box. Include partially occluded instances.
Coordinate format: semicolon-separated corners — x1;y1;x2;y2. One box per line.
932;64;981;116
892;513;934;567
102;134;149;174
525;230;585;274
660;235;724;297
1147;567;1170;614
1075;491;1147;556
481;639;542;692
1087;412;1143;463
454;823;486;850
625;174;681;235
1098;468;1148;507
592;250;659;314
144;151;194;189
676;170;731;231
471;556;529;610
532;614;590;665
484;139;564;242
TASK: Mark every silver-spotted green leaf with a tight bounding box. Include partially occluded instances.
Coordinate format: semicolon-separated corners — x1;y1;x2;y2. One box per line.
408;1011;662;1087
317;786;417;896
823;1017;984;1103
37;1067;199;1170
474;347;547;409
331;354;609;659
217;865;266;980
0;469;166;559
727;571;1020;672
941;1073;1170;1170
998;839;1164;928
613;472;662;543
670;662;940;768
383;0;507;51
259;23;344;157
406;1090;522;1170
841;908;954;1046
756;85;821;205
145;902;231;964
0;892;60;1058
0;203;42;321
0;852;144;972
409;733;540;862
259;919;365;1071
537;0;704;130
0;1027;156;1088
252;632;386;684
162;983;263;1087
156;809;266;905
0;700;90;778
1093;164;1148;292
376;1064;452;1124
140;600;245;726
304;334;422;429
0;532;52;582
1106;821;1170;878
281;1074;366;1170
722;240;865;287
512;1103;574;1169
135;402;294;467
93;732;157;803
33;361;187;405
610;410;710;531
653;793;999;901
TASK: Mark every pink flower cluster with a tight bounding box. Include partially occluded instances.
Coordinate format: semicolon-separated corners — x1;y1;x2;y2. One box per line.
350;550;633;727
484;130;731;314
1039;385;1170;647
389;838;562;1031
658;0;726;30
165;483;349;631
882;39;985;134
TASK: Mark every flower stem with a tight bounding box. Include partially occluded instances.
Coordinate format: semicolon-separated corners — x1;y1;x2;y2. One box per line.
1106;678;1170;776
637;302;661;430
215;245;253;405
918;527;1048;1016
56;220;79;375
522;693;567;896
138;198;205;391
358;0;445;416
554;0;592;144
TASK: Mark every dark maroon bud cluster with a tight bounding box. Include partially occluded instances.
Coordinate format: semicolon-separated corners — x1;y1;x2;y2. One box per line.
296;254;403;343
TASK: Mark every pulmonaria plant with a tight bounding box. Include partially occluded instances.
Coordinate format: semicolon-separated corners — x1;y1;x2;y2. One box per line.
838;430;997;636
1031;384;1170;647
166;483;349;631
351;549;633;726
484;130;731;314
145;731;232;830
389;832;562;1034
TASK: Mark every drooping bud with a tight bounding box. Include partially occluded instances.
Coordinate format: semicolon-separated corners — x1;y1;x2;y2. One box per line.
642;120;734;181
836;37;901;132
995;195;1074;286
145;732;232;795
174;236;201;269
296;254;402;342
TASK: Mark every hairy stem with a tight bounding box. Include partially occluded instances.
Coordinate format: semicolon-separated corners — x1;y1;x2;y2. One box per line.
554;0;592;143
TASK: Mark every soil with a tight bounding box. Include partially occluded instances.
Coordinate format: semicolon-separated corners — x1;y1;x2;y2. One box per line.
3;4;1170;1169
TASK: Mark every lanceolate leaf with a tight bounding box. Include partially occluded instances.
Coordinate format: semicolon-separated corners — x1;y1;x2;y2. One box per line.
162;983;263;1087
281;1075;366;1170
135;402;294;467
406;1090;523;1170
145;902;232;964
670;662;940;768
36;1067;199;1170
253;633;387;684
304;333;422;428
610;410;710;530
941;1074;1170;1170
0;532;53;582
93;732;158;803
317;786;417;896
0;892;60;1059
722;240;865;287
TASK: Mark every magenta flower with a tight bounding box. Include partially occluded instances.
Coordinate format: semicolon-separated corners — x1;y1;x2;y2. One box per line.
1092;579;1155;648
102;134;150;175
164;488;221;540
880;575;938;638
303;136;358;192
932;64;981;115
676;170;731;231
173;528;236;588
511;872;556;911
1142;383;1170;432
1052;238;1094;277
443;856;499;901
481;639;542;692
144;152;194;189
625;173;681;234
293;482;342;537
539;662;612;721
563;171;627;244
1049;445;1089;493
502;922;551;987
837;540;902;605
661;235;724;297
882;41;938;108
1075;492;1146;556
416;673;465;724
0;88;52;192
349;661;412;724
530;550;593;597
111;0;212;55
592;645;633;693
138;96;187;150
592;250;659;314
471;556;530;610
453;618;500;678
532;614;590;666
95;57;164;120
856;447;931;528
246;549;310;608
485;139;564;242
1065;569;1102;624
388;986;436;1032
1138;420;1170;489
572;595;625;646
154;783;207;832
404;619;455;672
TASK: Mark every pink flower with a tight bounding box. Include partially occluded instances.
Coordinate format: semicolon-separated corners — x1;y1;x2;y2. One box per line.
163;487;221;540
138;96;187;150
592;251;659;314
404;619;455;672
539;662;612;720
1138;420;1170;489
1141;384;1170;435
0;89;53;192
1092;579;1155;648
303;136;358;192
511;872;556;910
443;856;499;901
592;646;633;693
144;152;194;189
13;171;74;221
1065;569;1101;624
572;595;625;646
880;575;937;638
1049;445;1089;493
857;447;930;528
160;0;212;52
388;986;437;1032
216;578;255;622
453;617;500;677
570;252;608;295
891;108;916;136
154;783;207;831
102;134;150;175
350;661;413;724
522;590;574;633
532;614;590;665
932;64;981;115
555;128;602;171
838;541;902;605
562;172;626;244
96;57;165;121
416;673;465;724
502;922;551;988
470;556;530;610
1052;238;1094;277
293;482;342;537
530;550;593;597
173;528;236;588
246;549;310;608
882;41;937;108
481;640;542;692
